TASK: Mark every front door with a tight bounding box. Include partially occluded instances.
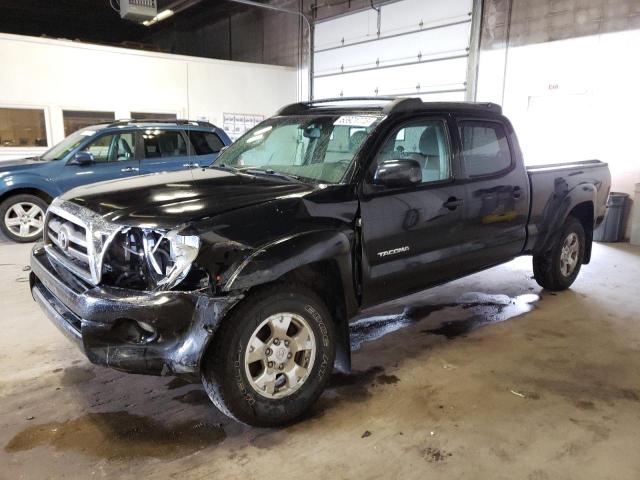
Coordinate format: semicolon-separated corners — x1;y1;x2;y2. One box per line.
60;131;139;191
359;116;467;307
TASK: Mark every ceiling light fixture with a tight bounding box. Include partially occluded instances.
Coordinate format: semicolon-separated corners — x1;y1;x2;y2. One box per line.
142;9;175;26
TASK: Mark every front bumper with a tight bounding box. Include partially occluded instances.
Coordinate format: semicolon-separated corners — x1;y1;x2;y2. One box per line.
30;245;241;378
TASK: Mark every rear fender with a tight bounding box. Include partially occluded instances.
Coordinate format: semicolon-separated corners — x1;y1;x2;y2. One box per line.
533;182;597;260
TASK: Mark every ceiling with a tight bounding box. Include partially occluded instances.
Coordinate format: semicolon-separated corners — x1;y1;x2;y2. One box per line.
0;0;254;49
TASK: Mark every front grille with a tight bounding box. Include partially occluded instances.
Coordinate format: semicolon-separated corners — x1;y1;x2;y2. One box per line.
43;198;124;285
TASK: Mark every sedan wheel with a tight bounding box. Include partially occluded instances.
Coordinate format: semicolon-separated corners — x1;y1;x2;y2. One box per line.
4;202;45;239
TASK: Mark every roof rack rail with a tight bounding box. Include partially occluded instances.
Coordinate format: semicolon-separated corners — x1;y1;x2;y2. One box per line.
106;118;214;128
276;96;400;116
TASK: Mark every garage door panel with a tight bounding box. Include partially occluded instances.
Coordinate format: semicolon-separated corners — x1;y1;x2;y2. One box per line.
381;0;472;35
314;56;468;98
314;9;378;51
314;21;471;76
313;0;474;99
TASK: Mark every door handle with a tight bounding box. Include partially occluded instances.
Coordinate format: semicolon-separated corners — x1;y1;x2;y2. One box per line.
512;186;522;199
120;167;139;173
443;197;463;210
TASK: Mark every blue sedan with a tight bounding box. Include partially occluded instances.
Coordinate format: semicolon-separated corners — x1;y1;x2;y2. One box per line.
0;119;231;242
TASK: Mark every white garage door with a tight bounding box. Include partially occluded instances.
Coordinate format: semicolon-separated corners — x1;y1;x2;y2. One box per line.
313;0;478;101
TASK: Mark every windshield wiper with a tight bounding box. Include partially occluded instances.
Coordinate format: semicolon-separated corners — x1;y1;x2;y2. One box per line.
238;167;308;184
210;163;240;172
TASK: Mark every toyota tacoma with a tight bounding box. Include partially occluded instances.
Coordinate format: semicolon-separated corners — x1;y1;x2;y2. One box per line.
30;97;611;427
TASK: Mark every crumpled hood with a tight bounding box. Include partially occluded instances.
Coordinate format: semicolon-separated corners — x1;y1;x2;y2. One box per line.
62;168;316;228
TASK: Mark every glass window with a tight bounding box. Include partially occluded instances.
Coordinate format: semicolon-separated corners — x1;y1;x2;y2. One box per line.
141;130;187;159
131;112;177;121
373;120;451;184
0;108;47;147
80;133;135;163
459;121;512;177
187;131;225;155
217;114;383;184
63;110;115;136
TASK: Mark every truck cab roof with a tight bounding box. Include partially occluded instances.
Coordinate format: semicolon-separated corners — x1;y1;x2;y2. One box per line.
276;97;503;117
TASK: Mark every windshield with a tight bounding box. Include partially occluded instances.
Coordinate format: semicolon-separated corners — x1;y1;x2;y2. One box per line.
215;114;383;184
41;128;97;161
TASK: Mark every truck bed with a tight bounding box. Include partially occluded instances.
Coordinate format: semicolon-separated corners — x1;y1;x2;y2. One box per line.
525;159;611;254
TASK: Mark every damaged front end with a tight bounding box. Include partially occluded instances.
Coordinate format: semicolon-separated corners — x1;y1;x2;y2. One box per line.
30;198;242;379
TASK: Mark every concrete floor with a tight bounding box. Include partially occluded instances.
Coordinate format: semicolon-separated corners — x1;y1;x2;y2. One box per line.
1;238;639;480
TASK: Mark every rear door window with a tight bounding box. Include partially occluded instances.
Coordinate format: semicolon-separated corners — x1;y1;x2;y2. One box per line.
141;130;187;159
458;121;512;177
187;131;225;155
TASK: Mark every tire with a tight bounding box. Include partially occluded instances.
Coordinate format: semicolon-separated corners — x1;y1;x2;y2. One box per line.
533;216;586;291
0;194;48;243
201;283;336;427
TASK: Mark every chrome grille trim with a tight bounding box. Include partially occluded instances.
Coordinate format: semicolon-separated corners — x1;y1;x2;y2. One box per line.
44;198;124;285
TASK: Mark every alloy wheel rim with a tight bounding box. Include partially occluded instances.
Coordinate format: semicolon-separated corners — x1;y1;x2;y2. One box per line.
4;202;44;238
559;232;580;277
244;312;316;399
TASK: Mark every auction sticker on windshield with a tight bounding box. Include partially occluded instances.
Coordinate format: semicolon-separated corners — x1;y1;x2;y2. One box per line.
333;116;380;127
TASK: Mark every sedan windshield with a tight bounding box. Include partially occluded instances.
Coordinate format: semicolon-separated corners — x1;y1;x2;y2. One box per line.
41;128;97;161
214;114;383;184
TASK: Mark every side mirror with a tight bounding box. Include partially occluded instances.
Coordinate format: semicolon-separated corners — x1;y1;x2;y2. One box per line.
70;151;94;165
374;159;422;188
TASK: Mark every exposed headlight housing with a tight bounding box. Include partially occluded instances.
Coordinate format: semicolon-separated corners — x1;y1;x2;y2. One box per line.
142;229;200;289
102;227;201;291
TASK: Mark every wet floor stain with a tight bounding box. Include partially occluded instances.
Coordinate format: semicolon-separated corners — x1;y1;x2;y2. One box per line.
4;411;226;460
166;378;192;390
349;292;539;348
376;374;400;385
60;367;96;386
173;389;211;406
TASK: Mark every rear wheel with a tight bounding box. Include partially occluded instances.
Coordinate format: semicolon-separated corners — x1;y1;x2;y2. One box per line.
201;284;335;427
533;216;585;291
0;194;48;243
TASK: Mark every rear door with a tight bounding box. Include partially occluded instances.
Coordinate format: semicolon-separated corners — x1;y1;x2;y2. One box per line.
455;117;530;270
139;128;191;174
359;115;467;307
60;130;139;190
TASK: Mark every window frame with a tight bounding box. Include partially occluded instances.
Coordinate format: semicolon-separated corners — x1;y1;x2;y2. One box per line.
455;118;515;181
363;115;455;194
0;104;51;149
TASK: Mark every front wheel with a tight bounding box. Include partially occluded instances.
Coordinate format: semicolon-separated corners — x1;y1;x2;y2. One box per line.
201;284;335;427
0;194;48;243
533;216;586;291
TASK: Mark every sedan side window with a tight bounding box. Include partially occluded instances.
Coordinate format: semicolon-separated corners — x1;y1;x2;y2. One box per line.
142;130;187;159
373;120;451;184
83;134;113;163
187;131;225;155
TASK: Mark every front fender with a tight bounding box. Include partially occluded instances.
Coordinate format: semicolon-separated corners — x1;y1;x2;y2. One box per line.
0;174;61;200
222;228;358;372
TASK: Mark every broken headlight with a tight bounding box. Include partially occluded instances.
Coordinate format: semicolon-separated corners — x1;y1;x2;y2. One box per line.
102;227;200;291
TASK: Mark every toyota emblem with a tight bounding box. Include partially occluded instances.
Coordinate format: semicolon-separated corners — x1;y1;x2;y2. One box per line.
58;228;69;251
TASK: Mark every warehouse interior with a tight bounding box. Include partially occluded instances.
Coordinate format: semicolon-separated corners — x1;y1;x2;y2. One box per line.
1;0;639;478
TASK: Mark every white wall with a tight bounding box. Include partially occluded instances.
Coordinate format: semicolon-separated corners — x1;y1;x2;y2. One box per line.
0;33;298;161
477;29;640;238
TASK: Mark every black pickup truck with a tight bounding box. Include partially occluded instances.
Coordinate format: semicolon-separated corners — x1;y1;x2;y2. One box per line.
30;97;611;427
